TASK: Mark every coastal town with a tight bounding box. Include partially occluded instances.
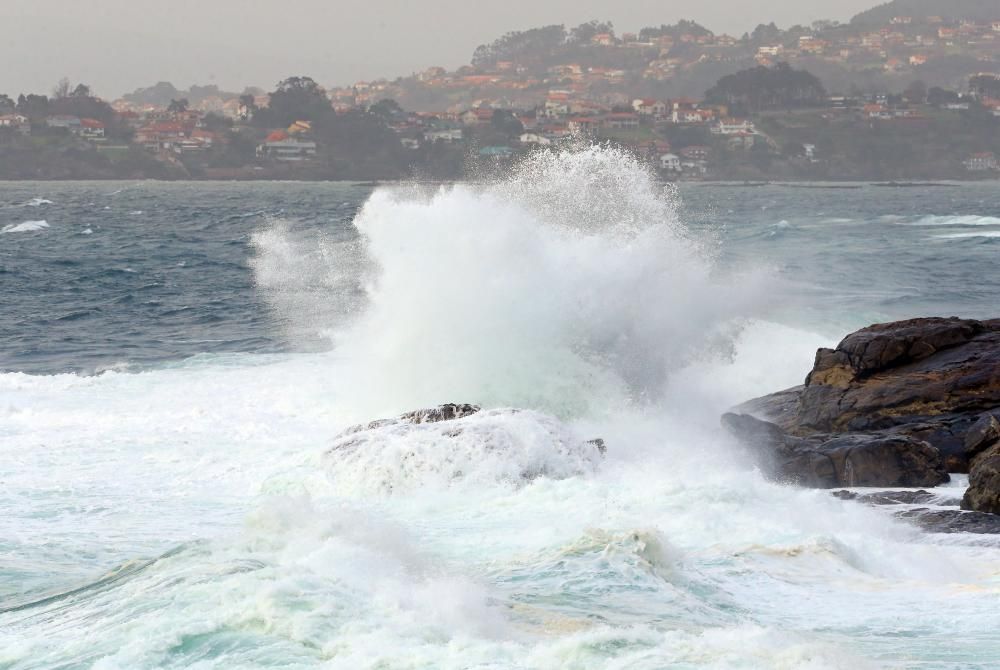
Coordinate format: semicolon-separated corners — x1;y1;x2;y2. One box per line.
1;0;999;181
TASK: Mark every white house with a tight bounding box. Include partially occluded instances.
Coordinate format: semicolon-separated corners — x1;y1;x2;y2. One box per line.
711;118;755;135
46;115;81;131
659;153;681;171
519;132;551;145
0;114;30;134
79;118;106;140
424;128;463;143
602;112;639;129
632;98;667;117
0;114;28;127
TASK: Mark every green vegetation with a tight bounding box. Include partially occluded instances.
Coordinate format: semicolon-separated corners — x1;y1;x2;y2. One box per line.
851;0;1000;26
705;63;827;114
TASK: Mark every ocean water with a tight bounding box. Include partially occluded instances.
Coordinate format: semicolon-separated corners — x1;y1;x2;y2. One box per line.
2;149;1000;669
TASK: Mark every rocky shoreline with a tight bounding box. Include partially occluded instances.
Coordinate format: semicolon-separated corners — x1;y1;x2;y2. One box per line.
722;316;1000;529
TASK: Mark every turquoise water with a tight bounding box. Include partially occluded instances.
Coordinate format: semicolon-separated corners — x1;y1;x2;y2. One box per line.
2;151;1000;668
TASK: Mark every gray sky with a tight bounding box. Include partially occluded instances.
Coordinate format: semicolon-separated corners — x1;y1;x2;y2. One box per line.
4;0;875;98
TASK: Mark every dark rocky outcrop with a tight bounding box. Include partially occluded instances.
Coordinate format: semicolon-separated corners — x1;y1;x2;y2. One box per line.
726;317;1000;514
721;413;948;488
896;508;1000;534
963;443;1000;513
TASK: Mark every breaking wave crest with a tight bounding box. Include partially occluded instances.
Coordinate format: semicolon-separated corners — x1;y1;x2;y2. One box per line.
2;220;49;234
251;146;770;418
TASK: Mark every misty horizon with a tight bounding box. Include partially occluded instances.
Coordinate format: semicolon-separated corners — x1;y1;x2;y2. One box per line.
4;0;879;99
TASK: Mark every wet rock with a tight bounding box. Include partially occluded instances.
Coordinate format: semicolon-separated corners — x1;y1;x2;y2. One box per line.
895;508;1000;534
731;317;1000;476
964;413;1000;458
338;403;482;437
721;413;948;488
962;443;1000;514
797;318;1000;442
399;403;482;424
831;489;961;506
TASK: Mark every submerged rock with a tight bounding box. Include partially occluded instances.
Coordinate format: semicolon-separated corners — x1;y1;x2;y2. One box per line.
326;404;606;494
831;489;961;506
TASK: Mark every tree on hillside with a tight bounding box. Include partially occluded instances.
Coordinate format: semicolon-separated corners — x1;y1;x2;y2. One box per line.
744;23;782;46
0;94;15;114
903;80;927;104
471;25;566;67
123;82;181;107
313;108;408;178
256;76;332;127
705;63;826;113
53;78;73;99
71;83;91;98
16;94;50;119
927;86;959;106
569;21;614;43
638;20;712;41
168;98;190;114
490;109;524;137
369;98;404;122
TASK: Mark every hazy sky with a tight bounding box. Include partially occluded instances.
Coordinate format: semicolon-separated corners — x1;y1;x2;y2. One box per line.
4;0;876;98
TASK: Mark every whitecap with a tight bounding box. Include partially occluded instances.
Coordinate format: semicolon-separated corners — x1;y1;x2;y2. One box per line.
1;220;49;234
934;231;1000;239
903;215;1000;227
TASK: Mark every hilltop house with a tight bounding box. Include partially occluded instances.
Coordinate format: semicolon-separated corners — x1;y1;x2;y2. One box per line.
632;99;667;118
135;122;186;151
46;115;81;131
566;116;599;134
257;131;317;161
79;118;106;140
679;146;711;161
602;112;639;130
424;128;463;143
0;114;30;135
711;118;755;135
659;153;681;172
518;132;551;146
460;108;494;125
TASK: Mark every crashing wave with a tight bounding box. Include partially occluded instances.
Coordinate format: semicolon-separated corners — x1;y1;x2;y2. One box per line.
324;404;605;495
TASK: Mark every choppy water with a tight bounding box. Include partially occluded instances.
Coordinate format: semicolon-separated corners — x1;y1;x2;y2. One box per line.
2;153;1000;669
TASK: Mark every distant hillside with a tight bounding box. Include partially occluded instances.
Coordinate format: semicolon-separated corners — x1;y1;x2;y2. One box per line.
851;0;999;25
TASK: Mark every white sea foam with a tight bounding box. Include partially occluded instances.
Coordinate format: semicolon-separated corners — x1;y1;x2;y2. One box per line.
21;197;53;207
1;220;49;233
935;230;1000;239
903;214;1000;226
5;148;1000;668
253;146;770;418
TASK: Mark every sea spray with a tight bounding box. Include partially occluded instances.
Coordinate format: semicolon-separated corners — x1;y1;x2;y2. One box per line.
251;146;770;419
